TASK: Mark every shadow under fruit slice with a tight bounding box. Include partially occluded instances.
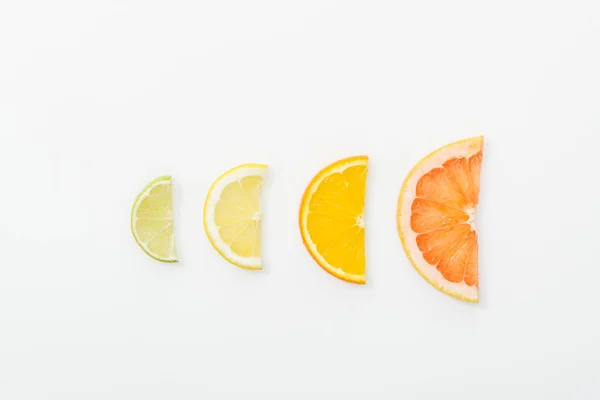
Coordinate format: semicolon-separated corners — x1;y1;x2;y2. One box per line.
299;156;368;284
397;137;483;302
131;176;178;262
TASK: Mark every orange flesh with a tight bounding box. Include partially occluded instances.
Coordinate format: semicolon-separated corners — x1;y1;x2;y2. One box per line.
306;164;367;278
411;151;482;286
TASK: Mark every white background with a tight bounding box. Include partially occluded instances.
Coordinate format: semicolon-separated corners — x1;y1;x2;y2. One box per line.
1;0;599;398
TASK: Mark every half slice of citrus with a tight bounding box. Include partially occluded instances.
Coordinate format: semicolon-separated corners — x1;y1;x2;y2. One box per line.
397;137;483;302
131;176;178;262
299;156;368;284
203;164;268;270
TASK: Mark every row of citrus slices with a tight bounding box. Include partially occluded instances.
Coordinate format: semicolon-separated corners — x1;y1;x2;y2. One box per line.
131;137;483;302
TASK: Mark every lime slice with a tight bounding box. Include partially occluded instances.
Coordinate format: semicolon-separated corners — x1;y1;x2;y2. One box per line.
131;176;178;262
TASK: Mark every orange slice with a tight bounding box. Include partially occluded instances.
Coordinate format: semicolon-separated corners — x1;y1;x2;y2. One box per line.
299;156;368;284
397;137;483;302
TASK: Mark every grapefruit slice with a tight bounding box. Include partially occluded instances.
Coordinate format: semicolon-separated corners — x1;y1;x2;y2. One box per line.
299;156;368;284
397;137;483;302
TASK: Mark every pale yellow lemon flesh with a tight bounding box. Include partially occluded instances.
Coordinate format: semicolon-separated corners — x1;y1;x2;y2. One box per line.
204;164;267;269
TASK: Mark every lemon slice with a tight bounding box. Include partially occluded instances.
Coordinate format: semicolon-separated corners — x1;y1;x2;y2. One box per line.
203;164;268;269
131;176;178;262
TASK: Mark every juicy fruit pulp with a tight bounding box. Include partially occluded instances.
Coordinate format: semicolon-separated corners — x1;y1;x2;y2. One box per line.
398;137;483;302
204;164;267;269
131;176;178;262
412;151;481;286
300;156;368;284
214;175;263;258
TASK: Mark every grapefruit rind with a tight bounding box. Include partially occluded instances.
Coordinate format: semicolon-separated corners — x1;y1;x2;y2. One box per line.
397;137;483;303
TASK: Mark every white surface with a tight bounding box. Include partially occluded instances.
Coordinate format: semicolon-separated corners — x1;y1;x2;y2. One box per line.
1;0;599;398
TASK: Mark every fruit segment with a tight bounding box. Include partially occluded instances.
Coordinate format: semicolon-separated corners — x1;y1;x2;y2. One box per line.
397;137;483;302
131;176;178;262
204;164;267;269
299;156;368;284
